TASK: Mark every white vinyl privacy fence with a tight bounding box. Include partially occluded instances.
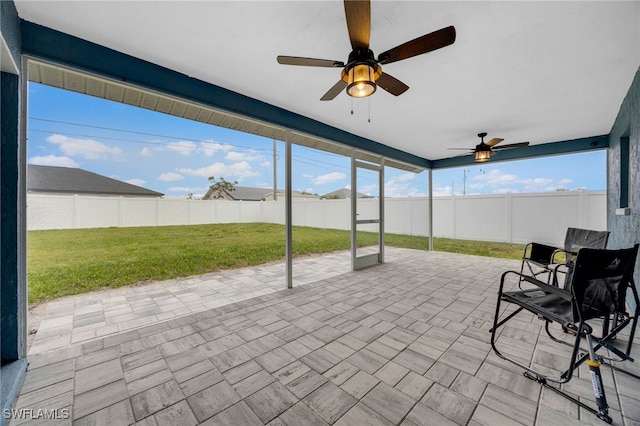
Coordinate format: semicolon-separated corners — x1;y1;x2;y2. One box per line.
27;191;606;246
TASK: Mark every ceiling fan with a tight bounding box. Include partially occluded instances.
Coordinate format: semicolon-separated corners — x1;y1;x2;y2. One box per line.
276;0;456;101
449;133;530;162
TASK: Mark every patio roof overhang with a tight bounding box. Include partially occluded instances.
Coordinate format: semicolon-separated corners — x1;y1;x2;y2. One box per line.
20;21;613;172
27;57;425;174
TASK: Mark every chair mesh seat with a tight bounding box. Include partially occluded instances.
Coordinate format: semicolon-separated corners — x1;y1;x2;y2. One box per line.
502;290;573;326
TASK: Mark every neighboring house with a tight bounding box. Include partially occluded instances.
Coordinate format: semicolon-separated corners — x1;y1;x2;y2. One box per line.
203;186;319;201
203;186;272;201
321;188;371;199
261;191;319;201
27;165;163;197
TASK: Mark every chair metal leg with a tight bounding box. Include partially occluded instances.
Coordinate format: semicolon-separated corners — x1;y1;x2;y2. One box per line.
585;333;611;423
521;331;613;424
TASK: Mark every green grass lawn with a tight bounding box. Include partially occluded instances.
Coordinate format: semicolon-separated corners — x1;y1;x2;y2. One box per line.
27;223;523;305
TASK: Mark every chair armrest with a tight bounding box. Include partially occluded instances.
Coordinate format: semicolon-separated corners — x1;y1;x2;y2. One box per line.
551;248;578;265
525;243;561;264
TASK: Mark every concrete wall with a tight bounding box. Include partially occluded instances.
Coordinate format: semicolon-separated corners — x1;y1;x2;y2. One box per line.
608;66;640;304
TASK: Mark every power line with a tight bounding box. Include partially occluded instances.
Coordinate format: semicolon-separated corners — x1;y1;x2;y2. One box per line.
30;126;353;172
29;117;267;152
29;117;379;184
29;128;268;155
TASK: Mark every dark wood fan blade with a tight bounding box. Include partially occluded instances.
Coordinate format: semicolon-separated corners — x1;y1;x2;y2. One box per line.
486;138;504;147
378;26;456;64
376;72;409;96
493;142;530;150
320;80;348;101
277;56;344;68
447;148;474;150
344;0;370;50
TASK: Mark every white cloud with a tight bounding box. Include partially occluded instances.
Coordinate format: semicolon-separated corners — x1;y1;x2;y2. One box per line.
385;172;426;197
177;161;259;180
433;184;453;196
167;140;197;156
125;178;146;186
198;140;234;157
139;147;152;157
225;150;263;162
29;155;79;168
157;172;184;182
312;172;346;185
359;184;378;195
470;169;574;193
46;134;122;160
167;186;208;193
225;151;248;161
472;169;518;185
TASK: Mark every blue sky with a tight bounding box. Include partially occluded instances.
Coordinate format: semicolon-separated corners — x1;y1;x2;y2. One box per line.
27;83;606;198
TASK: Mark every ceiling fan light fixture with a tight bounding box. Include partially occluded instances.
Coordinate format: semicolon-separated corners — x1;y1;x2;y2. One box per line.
474;150;492;162
346;63;377;98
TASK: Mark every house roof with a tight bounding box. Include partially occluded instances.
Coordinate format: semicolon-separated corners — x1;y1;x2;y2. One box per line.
205;186;316;201
27;165;164;197
223;186;274;201
321;188;370;199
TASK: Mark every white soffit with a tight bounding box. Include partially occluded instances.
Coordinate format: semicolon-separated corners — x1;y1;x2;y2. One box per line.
1;35;19;74
28;59;423;173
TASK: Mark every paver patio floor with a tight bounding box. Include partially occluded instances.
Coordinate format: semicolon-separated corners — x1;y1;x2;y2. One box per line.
28;249;367;355
13;248;640;425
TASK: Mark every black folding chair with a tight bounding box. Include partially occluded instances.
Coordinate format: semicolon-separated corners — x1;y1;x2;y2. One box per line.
491;244;639;423
520;227;610;287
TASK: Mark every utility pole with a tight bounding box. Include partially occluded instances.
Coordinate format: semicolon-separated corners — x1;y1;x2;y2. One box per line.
463;169;469;195
273;139;277;201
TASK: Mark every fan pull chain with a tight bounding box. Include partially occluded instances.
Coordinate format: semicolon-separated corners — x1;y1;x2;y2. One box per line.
350;98;354;115
368;97;371;123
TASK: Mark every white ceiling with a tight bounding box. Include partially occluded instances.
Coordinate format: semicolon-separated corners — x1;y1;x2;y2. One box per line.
14;1;640;162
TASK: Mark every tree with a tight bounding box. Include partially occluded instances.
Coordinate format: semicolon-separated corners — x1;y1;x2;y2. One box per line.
208;176;238;199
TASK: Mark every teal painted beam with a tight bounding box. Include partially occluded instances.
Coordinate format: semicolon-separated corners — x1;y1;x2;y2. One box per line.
0;0;21;74
431;135;609;169
20;21;430;170
1;72;21;363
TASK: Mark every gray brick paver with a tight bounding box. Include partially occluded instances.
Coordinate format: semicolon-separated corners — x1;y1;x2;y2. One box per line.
244;382;298;423
361;382;416;424
303;382;357;425
130;379;184;421
74;379;129;419
186;380;241;423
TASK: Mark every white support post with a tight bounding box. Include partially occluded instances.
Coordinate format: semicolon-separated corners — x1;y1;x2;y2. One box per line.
18;55;29;357
273;139;278;201
429;169;433;251
285;134;293;289
379;159;385;263
350;154;357;270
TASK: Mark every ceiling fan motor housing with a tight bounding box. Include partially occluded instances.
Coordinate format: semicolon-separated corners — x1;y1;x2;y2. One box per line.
341;49;382;97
